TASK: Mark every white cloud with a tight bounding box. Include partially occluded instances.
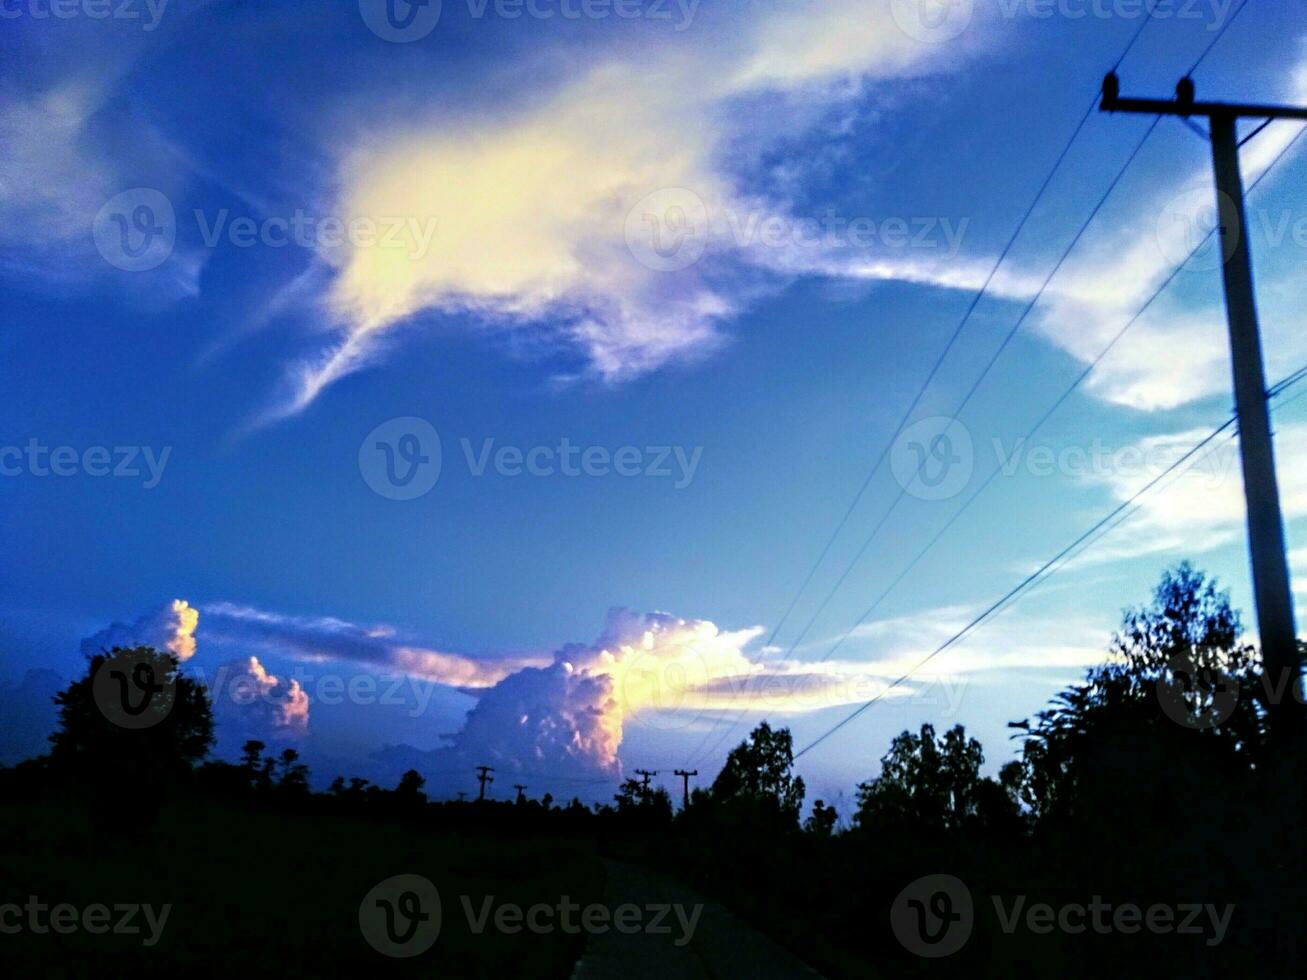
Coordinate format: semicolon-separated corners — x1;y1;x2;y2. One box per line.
212;655;310;743
1060;420;1307;567
81;599;199;662
268;3;993;419
198;602;547;688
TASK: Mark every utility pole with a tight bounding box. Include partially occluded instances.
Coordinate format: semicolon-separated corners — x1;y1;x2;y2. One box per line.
514;784;527;804
457;791;467;803
1101;74;1304;739
476;765;495;801
634;769;658;793
673;769;698;810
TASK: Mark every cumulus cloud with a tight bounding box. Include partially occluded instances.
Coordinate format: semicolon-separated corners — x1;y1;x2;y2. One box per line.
211;655;310;745
81;599;199;662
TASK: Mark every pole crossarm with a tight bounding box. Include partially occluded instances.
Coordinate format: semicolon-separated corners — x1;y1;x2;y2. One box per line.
1101;72;1307;121
1103;95;1307;120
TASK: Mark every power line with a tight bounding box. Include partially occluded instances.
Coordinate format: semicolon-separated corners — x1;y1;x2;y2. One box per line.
697;107;1307;769
791;361;1307;763
678;92;1106;769
688;112;1163;769
796;123;1307;672
780;115;1161;662
792;418;1235;760
1186;0;1251;76
757;97;1103;654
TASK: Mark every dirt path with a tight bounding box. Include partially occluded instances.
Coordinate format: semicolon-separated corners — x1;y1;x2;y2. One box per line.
569;859;825;979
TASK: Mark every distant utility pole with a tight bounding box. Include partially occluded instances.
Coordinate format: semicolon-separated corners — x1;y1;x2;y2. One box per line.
1101;74;1305;740
514;784;528;804
634;769;658;792
457;791;467;803
476;765;495;801
673;769;698;810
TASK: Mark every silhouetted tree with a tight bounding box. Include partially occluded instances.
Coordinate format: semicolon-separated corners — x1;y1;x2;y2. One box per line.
854;723;1006;834
48;646;213;823
276;748;310;795
395;768;427;807
803;799;838;837
1011;563;1262;826
711;721;805;828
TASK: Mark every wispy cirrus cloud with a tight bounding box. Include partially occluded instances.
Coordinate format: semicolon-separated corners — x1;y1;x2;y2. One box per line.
266;2;996;420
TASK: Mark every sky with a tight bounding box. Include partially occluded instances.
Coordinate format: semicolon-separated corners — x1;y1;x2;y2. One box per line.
4;0;1307;808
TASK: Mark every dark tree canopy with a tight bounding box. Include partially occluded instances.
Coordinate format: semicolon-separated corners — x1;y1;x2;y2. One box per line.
711;721;805;827
50;646;214;776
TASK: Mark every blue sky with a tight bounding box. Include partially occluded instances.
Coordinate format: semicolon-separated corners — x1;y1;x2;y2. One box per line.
4;0;1307;805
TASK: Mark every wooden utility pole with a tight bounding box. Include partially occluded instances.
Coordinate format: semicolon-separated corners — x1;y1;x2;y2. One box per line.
476;765;495;801
514;784;527;803
673;769;698;810
634;769;658;792
1101;74;1304;739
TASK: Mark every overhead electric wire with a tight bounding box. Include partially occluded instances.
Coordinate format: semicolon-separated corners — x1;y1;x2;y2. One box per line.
791;418;1235;760
794;122;1307;672
686;114;1163;768
677;93;1105;768
792;363;1307;763
1186;0;1251;76
683;3;1273;769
